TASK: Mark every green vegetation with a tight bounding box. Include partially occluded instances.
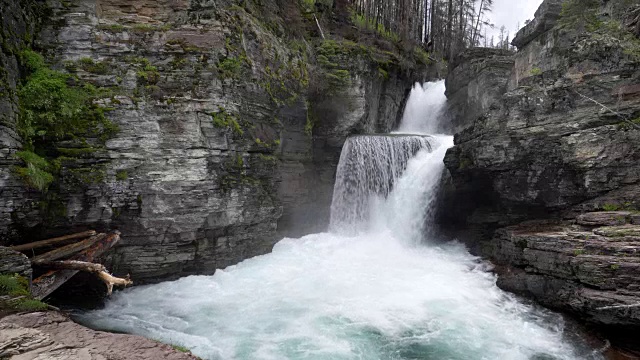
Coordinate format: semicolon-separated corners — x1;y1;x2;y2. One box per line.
217;56;244;79
314;39;417;94
116;170;128;181
77;57;110;75
97;23;125;32
169;56;188;69
136;63;160;84
350;12;400;43
0;274;29;297
573;249;585;256
560;1;640;62
14;151;55;191
257;38;309;107
618;117;640;130
305;103;314;137
601;202;638;211
261;59;309;106
530;67;542;76
300;0;316;12
211;108;244;136
255;137;280;149
559;0;601;31
172;345;190;353
132;23;172;33
603;203;621;211
218;153;264;191
610;264;620;270
0;274;48;312
377;67;389;79
316;40;355;91
412;47;432;66
15;50;118;192
216;36;251;80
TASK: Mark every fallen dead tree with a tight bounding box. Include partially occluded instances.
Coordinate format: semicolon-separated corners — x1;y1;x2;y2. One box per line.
11;230;132;300
9;230;97;252
36;260;132;295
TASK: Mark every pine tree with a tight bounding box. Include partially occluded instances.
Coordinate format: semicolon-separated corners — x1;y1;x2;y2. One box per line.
346;0;494;60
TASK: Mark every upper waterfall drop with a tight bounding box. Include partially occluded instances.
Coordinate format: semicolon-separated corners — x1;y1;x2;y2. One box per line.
397;80;447;134
329;80;451;237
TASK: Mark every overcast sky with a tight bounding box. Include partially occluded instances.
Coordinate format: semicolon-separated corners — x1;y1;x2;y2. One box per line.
485;0;543;43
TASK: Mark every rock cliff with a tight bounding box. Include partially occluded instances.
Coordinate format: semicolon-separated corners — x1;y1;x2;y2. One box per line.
443;0;640;351
0;0;434;282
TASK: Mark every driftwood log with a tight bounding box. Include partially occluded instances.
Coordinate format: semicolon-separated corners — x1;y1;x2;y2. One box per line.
31;234;105;264
9;230;97;252
32;231;131;299
36;260;132;295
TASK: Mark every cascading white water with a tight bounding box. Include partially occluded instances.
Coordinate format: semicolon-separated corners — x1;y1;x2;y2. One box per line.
329;135;432;234
78;81;599;360
398;81;447;134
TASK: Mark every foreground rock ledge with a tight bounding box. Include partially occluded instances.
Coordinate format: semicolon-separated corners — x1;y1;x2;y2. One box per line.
0;311;198;360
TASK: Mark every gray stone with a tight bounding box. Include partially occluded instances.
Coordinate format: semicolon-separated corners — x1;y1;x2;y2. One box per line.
444;48;514;133
488;222;640;328
0;311;197;359
440;0;640;349
577;212;632;227
0;247;32;281
511;0;563;49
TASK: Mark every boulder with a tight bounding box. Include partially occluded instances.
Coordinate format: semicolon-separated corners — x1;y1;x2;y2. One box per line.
0;247;31;281
0;311;197;359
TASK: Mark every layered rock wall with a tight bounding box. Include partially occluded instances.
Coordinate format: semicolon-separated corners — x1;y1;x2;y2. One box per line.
442;0;640;349
0;0;432;282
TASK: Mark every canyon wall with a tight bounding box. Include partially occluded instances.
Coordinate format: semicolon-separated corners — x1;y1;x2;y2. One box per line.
0;0;434;282
443;0;640;351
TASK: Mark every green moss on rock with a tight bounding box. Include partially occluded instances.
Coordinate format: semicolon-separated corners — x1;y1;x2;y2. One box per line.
14;50;118;193
211;107;244;137
0;274;48;312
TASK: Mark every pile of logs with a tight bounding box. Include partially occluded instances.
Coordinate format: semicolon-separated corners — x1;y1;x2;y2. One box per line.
10;230;132;300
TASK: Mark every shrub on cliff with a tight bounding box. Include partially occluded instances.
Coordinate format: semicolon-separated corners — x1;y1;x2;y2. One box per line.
14;50;118;192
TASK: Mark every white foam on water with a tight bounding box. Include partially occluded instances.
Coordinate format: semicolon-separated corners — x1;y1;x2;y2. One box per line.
77;81;599;360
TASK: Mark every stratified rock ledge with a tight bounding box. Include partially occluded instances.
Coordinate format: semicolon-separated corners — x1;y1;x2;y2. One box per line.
488;216;640;331
0;311;198;360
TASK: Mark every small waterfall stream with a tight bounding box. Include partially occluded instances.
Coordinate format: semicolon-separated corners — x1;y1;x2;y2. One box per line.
78;81;599;360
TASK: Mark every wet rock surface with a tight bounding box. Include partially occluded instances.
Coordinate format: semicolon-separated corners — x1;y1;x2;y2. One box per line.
0;311;198;359
441;0;640;351
489;217;640;354
0;0;432;282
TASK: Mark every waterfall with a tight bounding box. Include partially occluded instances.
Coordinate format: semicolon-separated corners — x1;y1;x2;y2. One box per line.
330;79;450;241
398;81;447;134
329;135;432;234
77;81;598;360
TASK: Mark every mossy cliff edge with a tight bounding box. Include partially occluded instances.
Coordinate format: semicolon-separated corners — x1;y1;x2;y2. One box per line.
0;0;437;282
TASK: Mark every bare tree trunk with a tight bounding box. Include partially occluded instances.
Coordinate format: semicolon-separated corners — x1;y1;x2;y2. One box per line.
472;0;485;45
447;0;454;58
10;231;96;252
31;234;106;264
38;260;133;295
